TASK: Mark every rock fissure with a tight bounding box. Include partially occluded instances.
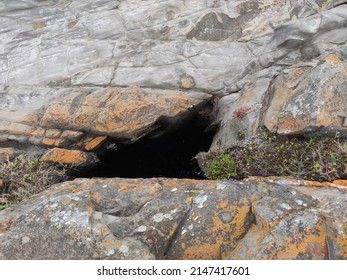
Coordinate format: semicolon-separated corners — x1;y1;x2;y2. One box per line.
161;200;193;259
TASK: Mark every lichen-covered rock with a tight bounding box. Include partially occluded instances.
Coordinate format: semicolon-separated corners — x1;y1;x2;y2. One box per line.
0;177;346;260
41;148;100;168
0;148;17;162
264;55;347;138
0;86;209;153
38;86;209;140
1;1;347;154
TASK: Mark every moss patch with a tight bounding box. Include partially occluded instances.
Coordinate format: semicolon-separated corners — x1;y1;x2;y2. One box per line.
202;130;347;181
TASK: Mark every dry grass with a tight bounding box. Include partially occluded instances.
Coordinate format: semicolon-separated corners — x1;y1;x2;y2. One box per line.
0;153;69;210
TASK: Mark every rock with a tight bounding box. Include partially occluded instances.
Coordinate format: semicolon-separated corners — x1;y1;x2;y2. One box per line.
0;148;17;162
0;86;210;150
264;55;347;138
0;177;346;260
210;76;274;149
41;148;100;168
0;0;346;260
1;0;347;155
38;86;209;141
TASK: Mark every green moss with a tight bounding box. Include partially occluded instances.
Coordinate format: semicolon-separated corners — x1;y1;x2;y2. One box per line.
205;152;236;180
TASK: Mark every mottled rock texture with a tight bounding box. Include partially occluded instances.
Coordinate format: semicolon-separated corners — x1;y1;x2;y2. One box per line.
0;0;346;162
0;0;346;260
0;177;346;260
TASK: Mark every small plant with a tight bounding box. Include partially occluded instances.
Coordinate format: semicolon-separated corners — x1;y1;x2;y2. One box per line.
201;129;347;181
205;151;236;180
234;103;263;119
312;163;320;173
0;153;68;209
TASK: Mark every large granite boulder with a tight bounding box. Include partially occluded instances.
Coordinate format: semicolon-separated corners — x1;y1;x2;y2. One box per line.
0;177;346;260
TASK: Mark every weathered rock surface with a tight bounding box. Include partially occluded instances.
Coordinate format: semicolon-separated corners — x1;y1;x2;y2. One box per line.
0;86;210;163
0;177;346;260
264;55;347;138
41;148;100;168
1;1;347;162
0;1;346;260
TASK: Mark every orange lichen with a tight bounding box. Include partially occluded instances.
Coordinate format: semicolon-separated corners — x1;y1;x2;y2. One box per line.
42;138;56;146
0;218;15;233
275;225;327;260
325;54;342;63
32;22;46;30
83;136;107;151
182;241;221;260
333;180;347;186
41;148;87;165
89;190;101;204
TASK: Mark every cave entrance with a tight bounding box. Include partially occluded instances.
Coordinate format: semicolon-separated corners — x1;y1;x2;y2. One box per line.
79;104;216;179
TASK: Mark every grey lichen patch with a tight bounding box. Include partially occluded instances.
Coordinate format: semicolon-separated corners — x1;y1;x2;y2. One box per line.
216;183;226;190
187;12;242;41
153;213;164;223
119;244;129;256
136;225;147;233
193;194;208;209
219;212;234;224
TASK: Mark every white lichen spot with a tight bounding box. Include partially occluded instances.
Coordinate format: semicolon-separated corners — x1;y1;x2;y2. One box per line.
188;224;193;230
171;188;178;192
136;225;147;232
119;245;129;256
164;213;173;220
194;194;208;209
295;200;303;206
22;236;31;245
106;249;115;256
216;183;226;190
153;213;164;223
280;203;292;210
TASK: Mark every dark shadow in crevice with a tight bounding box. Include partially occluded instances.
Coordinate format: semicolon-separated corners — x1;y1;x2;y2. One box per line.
76;108;217;179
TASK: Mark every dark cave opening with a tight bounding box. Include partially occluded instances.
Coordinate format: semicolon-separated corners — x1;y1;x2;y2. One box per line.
76;106;217;179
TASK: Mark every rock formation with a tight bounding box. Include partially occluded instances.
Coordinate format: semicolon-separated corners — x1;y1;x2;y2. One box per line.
0;0;346;259
0;177;346;260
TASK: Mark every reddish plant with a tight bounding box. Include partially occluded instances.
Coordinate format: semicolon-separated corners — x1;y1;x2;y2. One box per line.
234;103;263;118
